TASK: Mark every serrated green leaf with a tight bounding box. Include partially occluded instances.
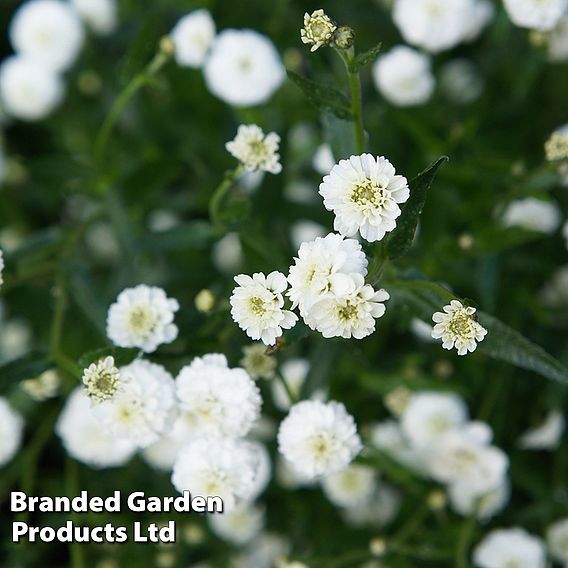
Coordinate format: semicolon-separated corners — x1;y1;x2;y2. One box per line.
387;157;448;260
322;112;356;160
0;352;52;387
350;42;382;71
287;70;353;120
78;347;140;369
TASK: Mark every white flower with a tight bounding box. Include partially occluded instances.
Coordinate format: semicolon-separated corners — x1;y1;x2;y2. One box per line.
372;46;435;107
272;358;310;411
321;464;377;508
241;343;277;380
448;478;510;522
545;125;568;161
212;232;243;275
171;9;216;68
548;16;568;61
82;356;121;402
230;271;298;346
290;221;327;252
440;59;484;105
540;265;568;308
21;370;60;401
0;396;24;467
0;55;64;121
9;0;84;72
410;318;436;342
431;300;488;356
503;0;568;31
300;9;337;52
287;233;368;317
176;353;261;437
502;198;562;234
392;0;476;53
93;360;177;448
547;518;568;566
0;249;4;288
277;400;362;479
245;440;272;501
463;0;495;42
236;533;290;568
428;423;509;496
305;273;389;339
400;391;468;449
518;409;565;450
106;284;179;353
226;124;282;174
56;388;135;469
204;29;285;107
473;528;546;568
172;436;258;510
319;154;410;242
209;502;264;545
70;0;117;35
342;483;401;528
312;143;335;176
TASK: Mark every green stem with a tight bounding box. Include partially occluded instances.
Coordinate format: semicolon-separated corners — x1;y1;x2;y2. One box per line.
94;49;171;165
50;271;67;356
391;502;430;546
456;515;477;568
209;167;241;228
276;371;298;406
336;48;365;154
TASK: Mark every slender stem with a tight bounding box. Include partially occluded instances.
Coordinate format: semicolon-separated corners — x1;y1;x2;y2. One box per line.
391;501;430;546
456;515;477;568
209;167;241;228
276;371;298;406
94;49;171;165
50;270;67;357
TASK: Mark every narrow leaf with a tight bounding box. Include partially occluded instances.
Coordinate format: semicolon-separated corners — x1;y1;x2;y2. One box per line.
387;157;448;260
322;112;356;160
350;42;382;71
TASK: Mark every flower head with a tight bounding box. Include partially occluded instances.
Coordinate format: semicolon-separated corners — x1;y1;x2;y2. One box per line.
473;528;546;568
240;343;277;380
322;464;377;508
501;197;561;234
82;356;121;402
304;273;389;339
71;0;117;35
226;124;282;174
547;518;568;566
277;400;362;478
503;0;567;31
319;154;410;242
171;9;216;68
431;300;487;355
106;285;179;353
230;271;298;346
300;9;337;52
545;126;568;161
208;502;264;545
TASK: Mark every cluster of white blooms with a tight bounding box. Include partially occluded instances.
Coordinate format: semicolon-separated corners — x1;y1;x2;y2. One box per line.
501;197;562;234
277;400;362;479
0;396;24;467
431;300;488;356
106;285;180;353
0;0;117;121
392;0;493;53
372;46;435;107
503;0;568;31
56;388;136;468
370;391;510;521
226;125;282;174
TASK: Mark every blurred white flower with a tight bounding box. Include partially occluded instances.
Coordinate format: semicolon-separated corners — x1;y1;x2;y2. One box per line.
0;396;24;467
0;249;4;288
71;0;117;35
212;232;243;275
204;29;285;107
289;220;327;251
401;391;468;448
272;358;310;411
226;124;282;174
277;400;362;478
463;0;495;42
342;482;401;528
176;353;261;437
473;527;546;568
392;0;476;53
209;502;264;545
10;0;84;72
448;478;510;522
106;284;179;353
21;370;60;401
518;409;565;450
300;9;337;52
241;343;277;380
372;45;435;107
171;9;216;68
0;318;32;360
545;124;568;161
0;55;64;121
319;154;410;242
312;143;335;176
56;388;135;468
503;0;568;31
440;59;484;105
321;464;377;508
501;197;562;234
288;232;368;317
540;265;568;308
431;300;488;356
547;518;568;566
230;271;298;346
82;356;121;402
93;360;177;448
236;533;290;568
172;436;258;510
244;440;272;501
304;273;389;339
548;15;568;61
409;317;435;342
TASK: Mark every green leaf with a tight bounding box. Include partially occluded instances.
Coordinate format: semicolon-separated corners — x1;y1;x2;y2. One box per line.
0;352;52;386
138;221;214;252
287;70;353;120
78;347;140;370
350;42;382;72
387;157;448;260
322;112;356;160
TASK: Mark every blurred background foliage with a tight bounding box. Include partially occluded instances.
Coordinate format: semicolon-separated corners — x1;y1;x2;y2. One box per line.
0;0;567;567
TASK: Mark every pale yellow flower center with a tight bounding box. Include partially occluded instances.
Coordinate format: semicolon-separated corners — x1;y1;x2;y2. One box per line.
249;296;268;316
337;301;358;322
447;310;476;338
128;306;157;335
351;178;387;211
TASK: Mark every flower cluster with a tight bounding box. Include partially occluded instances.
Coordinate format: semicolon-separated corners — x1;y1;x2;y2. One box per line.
226;125;282;174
